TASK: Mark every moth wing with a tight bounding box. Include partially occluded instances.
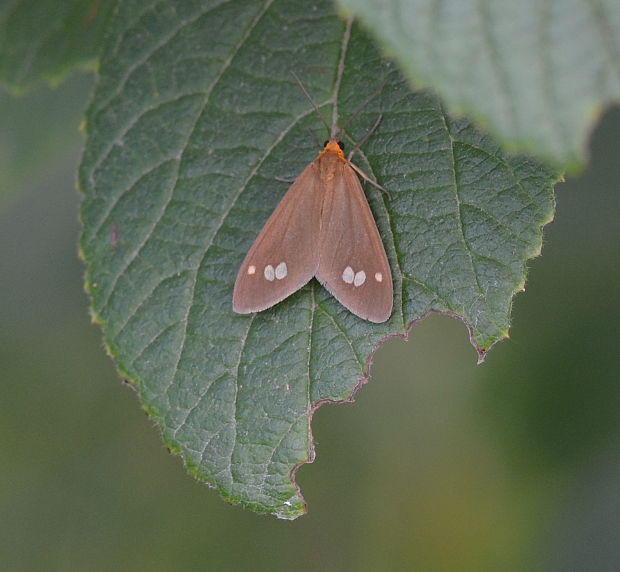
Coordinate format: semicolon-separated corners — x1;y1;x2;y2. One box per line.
233;162;322;314
316;163;392;323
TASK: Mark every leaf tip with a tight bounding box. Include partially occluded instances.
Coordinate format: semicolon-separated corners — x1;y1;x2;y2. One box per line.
270;491;307;520
476;349;488;365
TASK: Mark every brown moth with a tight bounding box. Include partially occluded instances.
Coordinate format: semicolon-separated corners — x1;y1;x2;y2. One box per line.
232;134;392;323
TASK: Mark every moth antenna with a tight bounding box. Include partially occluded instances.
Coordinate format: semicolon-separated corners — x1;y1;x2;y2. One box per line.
291;71;332;137
347;114;384;161
340;80;387;132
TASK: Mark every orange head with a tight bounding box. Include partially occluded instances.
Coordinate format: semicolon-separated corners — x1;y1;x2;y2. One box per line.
320;139;346;162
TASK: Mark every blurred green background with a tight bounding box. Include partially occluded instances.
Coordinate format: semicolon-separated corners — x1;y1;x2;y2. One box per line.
1;73;619;572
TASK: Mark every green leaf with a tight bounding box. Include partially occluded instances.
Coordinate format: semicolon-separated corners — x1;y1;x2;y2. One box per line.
80;0;557;519
0;0;115;92
337;0;620;171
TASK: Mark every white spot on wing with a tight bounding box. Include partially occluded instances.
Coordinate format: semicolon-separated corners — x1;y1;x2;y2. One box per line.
374;272;383;282
264;265;275;281
247;265;256;275
275;262;287;279
342;266;354;284
354;270;366;287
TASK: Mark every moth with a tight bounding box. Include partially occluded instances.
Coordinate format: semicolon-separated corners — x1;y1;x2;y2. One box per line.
233;83;392;323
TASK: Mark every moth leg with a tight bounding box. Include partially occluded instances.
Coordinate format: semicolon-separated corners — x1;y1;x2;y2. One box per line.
349;159;391;200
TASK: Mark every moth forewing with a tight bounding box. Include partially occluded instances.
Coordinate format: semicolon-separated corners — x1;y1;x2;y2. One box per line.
232;163;323;314
315;155;392;323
